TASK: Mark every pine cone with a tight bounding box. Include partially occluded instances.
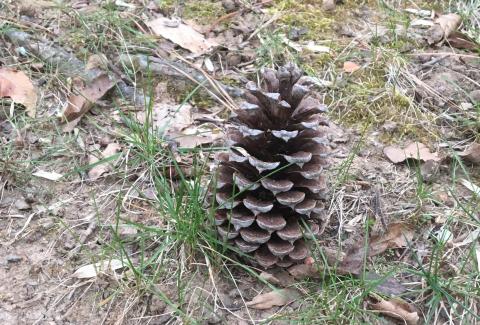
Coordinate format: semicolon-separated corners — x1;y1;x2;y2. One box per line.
214;63;330;268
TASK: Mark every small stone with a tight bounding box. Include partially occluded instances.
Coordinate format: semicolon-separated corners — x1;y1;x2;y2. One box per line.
118;224;138;240
6;255;22;263
226;52;242;67
322;0;336;11
420;160;439;183
469;90;480;103
222;0;236;13
381;121;398;132
459;102;473;111
14;198;31;210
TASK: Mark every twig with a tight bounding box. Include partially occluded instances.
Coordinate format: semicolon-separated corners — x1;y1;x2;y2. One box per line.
408;52;480;59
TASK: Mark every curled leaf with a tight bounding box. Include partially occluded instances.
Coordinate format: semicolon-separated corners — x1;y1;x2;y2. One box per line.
384;142;440;163
370;298;419;325
246;288;301;310
72;259;125;279
0;68;37;117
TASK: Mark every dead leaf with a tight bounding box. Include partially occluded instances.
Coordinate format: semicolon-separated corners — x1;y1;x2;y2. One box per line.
427;13;462;45
369;223;414;256
245;288;301;310
62;72;115;132
72;259;124;279
259;269;296;287
447;31;479;50
364;273;408;296
288;263;322;279
452;228;480;247
32;170;63;181
0;68;37;117
88;143;122;180
370;298;419;325
458;142;480;165
146;17;218;55
339;223;414;274
384;142;440;163
343;61;360;73
460;179;480;196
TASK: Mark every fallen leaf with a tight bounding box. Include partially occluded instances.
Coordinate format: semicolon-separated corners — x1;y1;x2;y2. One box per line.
404;8;433;18
410;19;435;28
458;142;480;165
245;288;301;310
365;273;408;296
146;17;218;55
72;259;124;279
32;170;63;181
88;143;122;180
369;223;414;256
259;269;296;287
62;72;115;132
447;31;479;50
288;263;322;279
452;228;480;248
304;42;331;53
0;68;37;117
427;13;462;45
384;142;440;163
460;179;480;196
339;223;414;274
343;61;360;73
476;247;480;271
370;298;419;325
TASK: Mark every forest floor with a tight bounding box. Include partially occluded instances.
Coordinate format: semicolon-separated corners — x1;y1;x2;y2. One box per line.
1;0;480;324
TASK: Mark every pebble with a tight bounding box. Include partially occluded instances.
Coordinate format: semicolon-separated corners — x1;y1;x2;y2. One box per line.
469;89;480;103
14;198;31;210
6;255;22;263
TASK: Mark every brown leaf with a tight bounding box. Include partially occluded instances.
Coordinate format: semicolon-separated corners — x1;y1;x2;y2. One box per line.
384;142;440;163
287;263;321;279
370;298;419;325
447;31;479;50
427;13;462;45
259;269;296;287
369;223;414;256
88;143;122;180
343;61;360;73
245;288;301;310
339;223;414;274
364;272;408;296
62;72;114;131
146;17;218;55
458;142;480;165
0;68;37;117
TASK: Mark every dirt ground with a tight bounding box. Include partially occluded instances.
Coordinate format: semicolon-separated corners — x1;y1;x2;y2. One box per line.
1;0;480;324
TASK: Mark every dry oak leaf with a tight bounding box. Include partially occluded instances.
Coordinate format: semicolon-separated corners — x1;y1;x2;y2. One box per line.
369;222;414;256
146;17;218;55
384;142;440;163
458;142;480;165
62;72;115;132
427;13;461;45
88;143;122;180
343;61;360;73
246;288;301;310
339;223;414;275
370;298;419;325
0;68;37;117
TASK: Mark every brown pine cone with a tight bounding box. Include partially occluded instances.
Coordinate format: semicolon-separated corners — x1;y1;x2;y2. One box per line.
214;63;330;268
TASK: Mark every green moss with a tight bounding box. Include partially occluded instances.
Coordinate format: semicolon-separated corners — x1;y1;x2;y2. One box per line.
328;66;438;143
183;1;225;25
